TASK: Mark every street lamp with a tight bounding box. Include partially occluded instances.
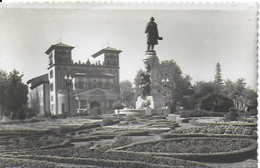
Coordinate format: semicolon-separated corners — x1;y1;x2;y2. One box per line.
162;78;170;105
64;75;73;113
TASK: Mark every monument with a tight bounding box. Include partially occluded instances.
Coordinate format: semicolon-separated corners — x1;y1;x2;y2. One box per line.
136;17;166;115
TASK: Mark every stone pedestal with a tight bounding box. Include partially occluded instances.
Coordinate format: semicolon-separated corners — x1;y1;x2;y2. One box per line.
136;51;164;110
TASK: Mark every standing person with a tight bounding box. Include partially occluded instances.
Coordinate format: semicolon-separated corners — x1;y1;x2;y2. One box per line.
145;17;163;51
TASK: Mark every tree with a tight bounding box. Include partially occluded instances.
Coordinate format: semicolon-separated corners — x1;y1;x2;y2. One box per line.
200;94;234;112
158;60;193;110
190;81;224;109
243;88;257;108
0;70;8;119
214;62;223;84
222;78;246;110
133;69;145;102
0;69;28;119
120;80;134;107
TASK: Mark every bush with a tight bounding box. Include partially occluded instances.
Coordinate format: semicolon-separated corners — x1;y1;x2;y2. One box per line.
89;107;102;116
225;109;239;121
200;94;234;112
101;117;120;127
180;109;224;118
112;136;133;148
112;101;124;110
123;116;136;121
249;109;257;116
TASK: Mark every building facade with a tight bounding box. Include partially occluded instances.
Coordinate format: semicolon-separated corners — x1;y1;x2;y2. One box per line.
27;42;121;116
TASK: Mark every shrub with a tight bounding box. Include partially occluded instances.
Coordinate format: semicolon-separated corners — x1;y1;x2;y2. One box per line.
249;109;257;116
225;110;239;121
89;107;102;116
123;116;136;121
112;136;133;148
200;94;234;112
101;117;120;127
180;109;224;118
112;101;124;110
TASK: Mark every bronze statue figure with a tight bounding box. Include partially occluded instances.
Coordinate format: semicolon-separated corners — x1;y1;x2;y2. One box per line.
140;72;151;98
145;17;163;51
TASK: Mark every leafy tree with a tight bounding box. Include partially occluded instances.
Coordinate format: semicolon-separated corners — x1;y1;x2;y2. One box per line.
188;81;223;109
0;69;28;119
222;78;247;110
243;88;257;108
200;94;234;112
120;80;134;107
158;60;193;110
133;69;145;102
223;79;257;110
0;70;8;119
133;61;193;110
214;62;223;84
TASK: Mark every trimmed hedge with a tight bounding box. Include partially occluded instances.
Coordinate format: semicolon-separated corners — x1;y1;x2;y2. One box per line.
161;133;258;140
16;155;175;168
102;150;209;167
115;137;257;163
56;123;100;134
100;117;121;127
0;157;56;168
180;109;224;118
71;135;115;143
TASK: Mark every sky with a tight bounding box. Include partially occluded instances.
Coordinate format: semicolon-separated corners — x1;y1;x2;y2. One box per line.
0;3;258;89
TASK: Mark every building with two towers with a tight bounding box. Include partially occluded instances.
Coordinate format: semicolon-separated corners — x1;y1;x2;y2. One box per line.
27;42;122;116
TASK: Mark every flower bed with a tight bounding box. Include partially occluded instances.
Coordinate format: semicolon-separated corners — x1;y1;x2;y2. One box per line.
123;138;252;153
0;136;68;151
0;157;56;168
18;150;209;167
116;137;257;162
171;125;256;136
17;154;195;168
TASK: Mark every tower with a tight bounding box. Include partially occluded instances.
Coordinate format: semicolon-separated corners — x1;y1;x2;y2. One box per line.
92;47;122;93
45;42;74;115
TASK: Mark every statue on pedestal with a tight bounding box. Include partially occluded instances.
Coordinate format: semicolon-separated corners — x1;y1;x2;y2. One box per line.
145;17;163;51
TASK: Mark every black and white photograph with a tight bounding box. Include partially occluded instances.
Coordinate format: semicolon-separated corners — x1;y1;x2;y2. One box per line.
0;1;258;167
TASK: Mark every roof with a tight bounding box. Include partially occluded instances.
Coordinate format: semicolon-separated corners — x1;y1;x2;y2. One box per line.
45;42;75;55
73;71;115;78
92;47;122;58
27;74;49;89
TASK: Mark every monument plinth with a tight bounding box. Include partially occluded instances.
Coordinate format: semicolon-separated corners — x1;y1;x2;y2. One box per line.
136;51;164;111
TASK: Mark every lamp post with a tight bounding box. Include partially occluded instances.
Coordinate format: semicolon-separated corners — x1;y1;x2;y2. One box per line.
64;75;73;113
162;78;170;106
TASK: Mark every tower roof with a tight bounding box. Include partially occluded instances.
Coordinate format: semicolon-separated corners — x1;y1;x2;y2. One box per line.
45;42;75;55
92;47;122;58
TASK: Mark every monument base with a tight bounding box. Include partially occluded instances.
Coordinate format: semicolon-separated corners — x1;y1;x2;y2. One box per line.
136;96;163;109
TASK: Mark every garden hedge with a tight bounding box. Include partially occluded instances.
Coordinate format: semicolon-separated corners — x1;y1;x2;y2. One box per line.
160;133;257;140
180;109;224;118
115;137;257;163
16;155;177;168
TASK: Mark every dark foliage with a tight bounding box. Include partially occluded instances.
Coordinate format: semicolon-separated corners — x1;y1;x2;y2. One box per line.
180;109;224;118
200;94;234;112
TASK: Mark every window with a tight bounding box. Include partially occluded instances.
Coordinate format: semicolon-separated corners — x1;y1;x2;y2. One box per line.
51;96;53;101
50;83;53;91
80;100;87;108
50;70;53;79
51;104;54;111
